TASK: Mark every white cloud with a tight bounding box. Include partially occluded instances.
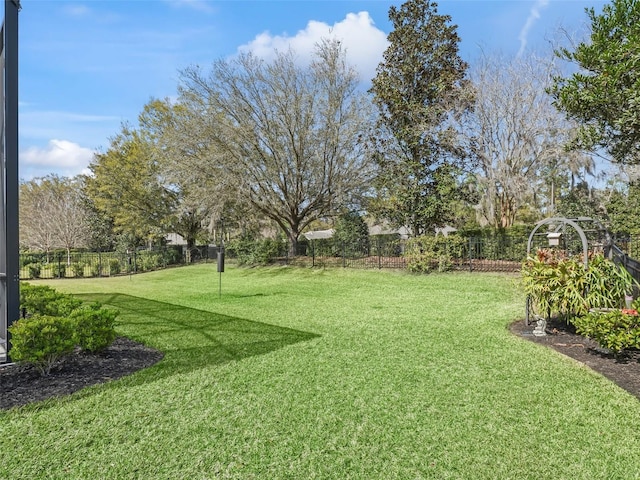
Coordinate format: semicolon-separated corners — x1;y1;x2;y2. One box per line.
517;0;550;58
21;139;94;179
20;110;120;151
237;11;389;83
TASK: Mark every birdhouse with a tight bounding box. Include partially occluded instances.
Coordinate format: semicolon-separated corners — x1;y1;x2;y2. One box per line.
547;232;562;247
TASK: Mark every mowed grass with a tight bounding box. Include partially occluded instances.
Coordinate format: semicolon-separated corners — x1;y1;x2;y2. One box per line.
3;265;640;479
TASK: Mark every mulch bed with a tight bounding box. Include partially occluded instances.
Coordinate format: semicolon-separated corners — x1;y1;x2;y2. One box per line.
0;337;163;410
2;324;640;410
509;318;640;400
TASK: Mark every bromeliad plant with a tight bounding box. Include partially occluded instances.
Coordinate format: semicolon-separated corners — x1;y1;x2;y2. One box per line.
521;249;636;322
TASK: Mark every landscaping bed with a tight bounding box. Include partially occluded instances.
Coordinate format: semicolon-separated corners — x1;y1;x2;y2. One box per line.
510;318;640;400
0;336;163;410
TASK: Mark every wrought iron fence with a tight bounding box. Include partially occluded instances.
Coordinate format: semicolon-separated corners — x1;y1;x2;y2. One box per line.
19;246;212;280
275;235;525;272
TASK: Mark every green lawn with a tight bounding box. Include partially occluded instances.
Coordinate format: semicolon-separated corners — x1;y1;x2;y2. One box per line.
3;265;640;479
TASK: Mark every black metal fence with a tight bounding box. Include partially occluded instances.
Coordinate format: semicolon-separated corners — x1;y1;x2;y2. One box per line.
19;246;213;280
270;235;526;272
34;230;633;279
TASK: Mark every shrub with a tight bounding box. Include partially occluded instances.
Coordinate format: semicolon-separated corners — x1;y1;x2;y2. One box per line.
108;258;121;275
573;310;640;354
20;283;82;318
52;263;66;278
71;262;85;277
227;237;286;266
404;235;467;273
521;250;635;321
27;263;42;279
90;262;102;277
70;303;118;353
139;252;161;271
8;315;76;375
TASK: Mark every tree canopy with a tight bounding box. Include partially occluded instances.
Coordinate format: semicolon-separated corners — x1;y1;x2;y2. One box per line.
20;175;90;260
178;39;375;251
369;0;472;236
550;0;640;164
84;126;177;247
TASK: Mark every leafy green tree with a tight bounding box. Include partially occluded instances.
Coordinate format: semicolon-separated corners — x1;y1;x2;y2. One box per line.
556;181;605;220
138;98;216;248
605;181;640;234
369;0;472;236
84;126;176;247
333;211;370;257
178;39;374;254
550;0;640;163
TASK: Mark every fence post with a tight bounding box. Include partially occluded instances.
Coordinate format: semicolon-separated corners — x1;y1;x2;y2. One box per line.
468;237;473;273
57;253;62;278
312;240;315;267
378;236;382;269
342;241;346;268
98;251;102;277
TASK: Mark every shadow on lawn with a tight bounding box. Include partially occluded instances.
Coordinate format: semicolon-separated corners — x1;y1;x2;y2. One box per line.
75;293;320;384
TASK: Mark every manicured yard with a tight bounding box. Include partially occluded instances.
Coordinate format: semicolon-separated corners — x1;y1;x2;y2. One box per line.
3;265;640;479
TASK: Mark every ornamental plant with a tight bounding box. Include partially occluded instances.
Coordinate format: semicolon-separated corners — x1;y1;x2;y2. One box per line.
70;303;118;353
11;283;119;374
573;309;640;354
521;249;635;321
8;315;77;375
404;235;467;273
20;283;82;318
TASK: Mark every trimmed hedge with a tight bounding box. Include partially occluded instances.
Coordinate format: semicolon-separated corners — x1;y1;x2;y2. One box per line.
9;283;119;374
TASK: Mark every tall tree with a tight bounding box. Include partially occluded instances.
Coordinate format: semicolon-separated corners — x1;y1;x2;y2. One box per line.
467;53;594;227
550;0;640;164
84;126;176;247
605;181;640;234
20;175;90;261
138;99;213;249
369;0;472;236
178;39;375;253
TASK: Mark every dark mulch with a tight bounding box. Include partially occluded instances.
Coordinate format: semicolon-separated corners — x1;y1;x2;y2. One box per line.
0;337;163;410
510;318;640;400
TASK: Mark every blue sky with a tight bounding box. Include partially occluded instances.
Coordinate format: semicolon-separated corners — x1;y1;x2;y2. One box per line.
15;0;605;180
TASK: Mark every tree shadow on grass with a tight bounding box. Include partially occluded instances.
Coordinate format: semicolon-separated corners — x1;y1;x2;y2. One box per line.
74;293;320;385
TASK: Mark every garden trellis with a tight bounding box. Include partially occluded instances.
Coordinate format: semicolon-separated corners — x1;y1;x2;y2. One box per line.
524;217;615;326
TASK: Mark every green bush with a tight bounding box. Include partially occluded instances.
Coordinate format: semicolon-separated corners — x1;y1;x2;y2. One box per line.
20;283;82;318
52;263;66;278
404;235;467;273
14;285;120;373
90;262;102;277
108;258;121;275
27;263;42;279
70;304;118;353
521;250;635;321
573;310;640;354
227;237;286;266
71;262;85;277
139;252;161;271
8;315;77;375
